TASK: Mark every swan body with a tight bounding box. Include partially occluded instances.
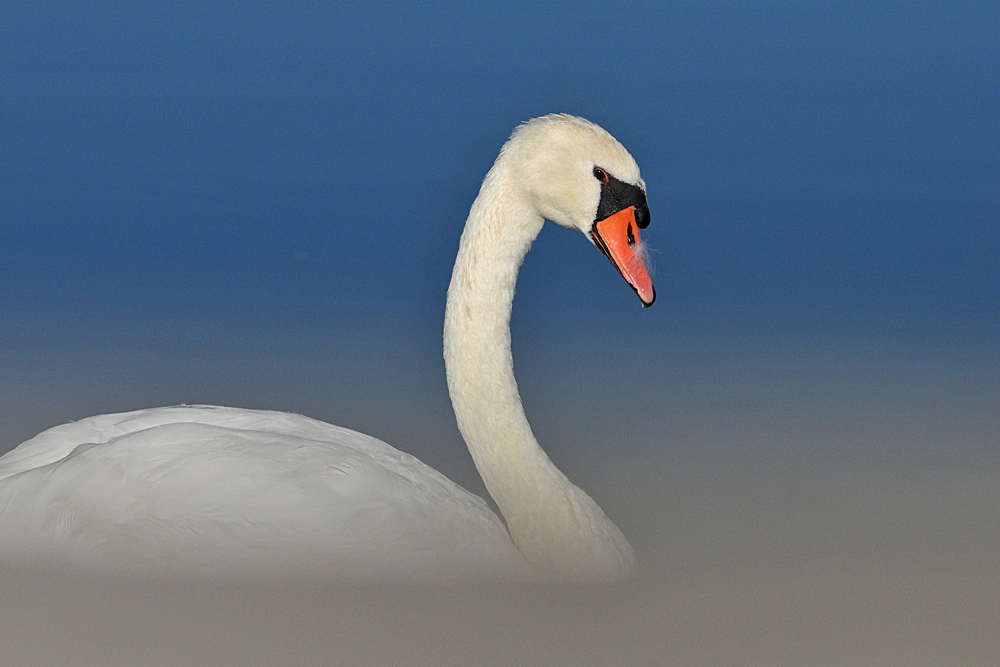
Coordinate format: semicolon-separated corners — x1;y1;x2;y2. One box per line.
0;114;654;582
0;406;527;581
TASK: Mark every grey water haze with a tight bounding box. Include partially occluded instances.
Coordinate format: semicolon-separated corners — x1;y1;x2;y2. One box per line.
2;350;998;665
1;0;998;664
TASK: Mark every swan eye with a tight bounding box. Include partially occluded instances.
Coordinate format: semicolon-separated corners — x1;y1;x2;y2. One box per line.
593;167;609;183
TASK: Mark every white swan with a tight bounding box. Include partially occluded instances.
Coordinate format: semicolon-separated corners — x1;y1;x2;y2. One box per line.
0;114;654;583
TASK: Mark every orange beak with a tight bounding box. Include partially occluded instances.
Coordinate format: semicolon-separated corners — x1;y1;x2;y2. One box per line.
590;206;656;307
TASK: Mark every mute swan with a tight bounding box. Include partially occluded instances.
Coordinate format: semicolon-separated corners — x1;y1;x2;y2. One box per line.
0;114;654;582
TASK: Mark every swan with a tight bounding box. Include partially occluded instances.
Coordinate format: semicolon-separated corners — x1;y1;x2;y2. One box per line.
0;114;655;583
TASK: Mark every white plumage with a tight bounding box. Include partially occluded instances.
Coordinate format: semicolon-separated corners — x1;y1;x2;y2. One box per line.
0;114;653;582
0;406;524;581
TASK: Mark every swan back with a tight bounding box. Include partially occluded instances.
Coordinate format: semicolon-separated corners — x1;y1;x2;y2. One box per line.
0;406;530;582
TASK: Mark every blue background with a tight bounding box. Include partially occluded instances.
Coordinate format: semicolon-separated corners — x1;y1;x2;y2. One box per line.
1;1;997;495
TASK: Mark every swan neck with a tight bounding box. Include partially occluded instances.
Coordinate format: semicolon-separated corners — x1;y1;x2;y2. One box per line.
443;157;636;580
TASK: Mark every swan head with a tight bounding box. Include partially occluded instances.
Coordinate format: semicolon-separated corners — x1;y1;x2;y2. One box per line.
504;114;655;307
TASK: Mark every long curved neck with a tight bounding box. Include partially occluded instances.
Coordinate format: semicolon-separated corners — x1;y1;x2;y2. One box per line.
443;158;636;581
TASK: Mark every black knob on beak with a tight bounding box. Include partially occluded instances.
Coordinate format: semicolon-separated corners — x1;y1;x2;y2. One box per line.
634;203;650;229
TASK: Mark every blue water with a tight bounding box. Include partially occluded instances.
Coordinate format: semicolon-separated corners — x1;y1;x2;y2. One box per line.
1;1;997;455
